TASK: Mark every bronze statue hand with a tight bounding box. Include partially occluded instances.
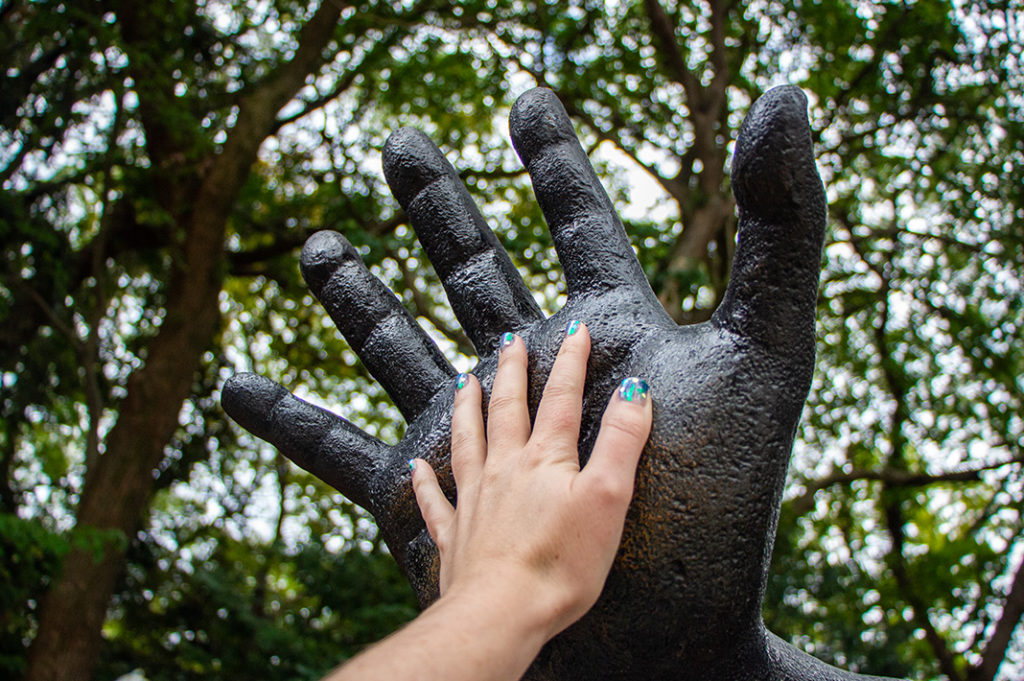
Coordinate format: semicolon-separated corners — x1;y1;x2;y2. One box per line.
224;87;884;680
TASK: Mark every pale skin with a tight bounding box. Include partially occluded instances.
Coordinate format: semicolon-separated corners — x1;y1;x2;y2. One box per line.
325;322;653;681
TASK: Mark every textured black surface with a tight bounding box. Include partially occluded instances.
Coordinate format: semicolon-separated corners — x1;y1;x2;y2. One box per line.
222;86;896;680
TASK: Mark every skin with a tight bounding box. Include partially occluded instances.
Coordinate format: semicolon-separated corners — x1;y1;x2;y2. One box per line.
325;325;653;681
223;86;894;679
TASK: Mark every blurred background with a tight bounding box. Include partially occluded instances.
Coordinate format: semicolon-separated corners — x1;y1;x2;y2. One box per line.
1;1;1021;679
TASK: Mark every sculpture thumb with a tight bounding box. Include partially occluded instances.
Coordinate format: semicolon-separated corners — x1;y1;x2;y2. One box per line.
713;85;827;354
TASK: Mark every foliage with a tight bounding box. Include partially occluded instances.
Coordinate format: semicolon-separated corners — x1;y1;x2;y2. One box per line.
0;514;67;678
1;0;1021;680
0;514;126;677
763;3;1024;680
98;502;416;681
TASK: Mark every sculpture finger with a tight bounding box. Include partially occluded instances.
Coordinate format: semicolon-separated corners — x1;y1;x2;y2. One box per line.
222;372;386;512
509;87;654;301
300;230;456;422
383;128;543;355
712;85;827;353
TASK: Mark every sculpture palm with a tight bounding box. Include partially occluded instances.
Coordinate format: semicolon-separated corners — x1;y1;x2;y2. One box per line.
223;86;889;680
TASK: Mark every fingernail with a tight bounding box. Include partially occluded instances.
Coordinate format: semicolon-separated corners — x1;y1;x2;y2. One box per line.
455;373;470;390
617;377;650;403
565;319;581;337
499;332;516;350
407;459;416;472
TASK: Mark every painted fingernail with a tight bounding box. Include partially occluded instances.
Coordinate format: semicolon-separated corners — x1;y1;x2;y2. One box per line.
455;373;470;390
617;377;650;403
500;332;516;350
407;459;416;472
565;319;581;337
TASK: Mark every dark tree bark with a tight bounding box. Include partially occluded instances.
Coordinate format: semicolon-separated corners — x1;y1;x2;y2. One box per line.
21;3;345;680
642;0;734;322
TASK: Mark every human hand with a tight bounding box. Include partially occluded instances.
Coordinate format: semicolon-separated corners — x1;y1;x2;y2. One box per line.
410;325;651;640
223;86;864;679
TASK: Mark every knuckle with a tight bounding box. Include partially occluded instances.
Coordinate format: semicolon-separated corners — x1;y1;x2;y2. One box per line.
601;411;650;442
542;381;581;403
450;429;476;456
482;465;501;483
541;408;578;436
487;392;522;415
432;528;450;552
589;470;633;504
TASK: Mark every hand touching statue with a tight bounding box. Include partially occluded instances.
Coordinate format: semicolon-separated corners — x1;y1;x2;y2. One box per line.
223;86;891;680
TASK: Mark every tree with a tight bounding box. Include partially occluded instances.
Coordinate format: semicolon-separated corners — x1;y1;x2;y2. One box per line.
2;1;1021;680
1;1;427;678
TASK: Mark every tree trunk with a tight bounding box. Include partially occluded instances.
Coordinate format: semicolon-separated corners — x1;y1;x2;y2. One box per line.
21;4;343;680
24;263;223;681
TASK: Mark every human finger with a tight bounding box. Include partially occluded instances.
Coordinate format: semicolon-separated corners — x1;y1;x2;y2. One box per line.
713;85;826;352
485;333;531;453
383;129;544;355
530;320;590;459
509;88;656;301
449;372;485;502
300;230;456;422
221;372;386;513
578;377;652;507
410;458;455;546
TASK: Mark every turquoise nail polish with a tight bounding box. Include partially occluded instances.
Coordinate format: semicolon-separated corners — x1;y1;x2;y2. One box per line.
617;377;650;403
455;373;469;390
500;332;515;349
407;459;416;472
565;319;581;337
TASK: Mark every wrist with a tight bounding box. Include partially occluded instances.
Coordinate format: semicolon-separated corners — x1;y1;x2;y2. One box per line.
329;571;562;681
439;570;570;646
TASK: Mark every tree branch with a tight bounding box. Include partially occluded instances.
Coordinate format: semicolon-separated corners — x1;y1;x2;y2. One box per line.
818;3;912;132
269;24;405;134
706;0;729;114
887;500;964;681
788;456;1024;517
643;0;702;103
390;246;475;357
0;416;19;513
24;4;351;678
459;166;527;182
873;277;963;680
558;94;675;194
971;552;1024;681
81;89;127;481
227;212;406;275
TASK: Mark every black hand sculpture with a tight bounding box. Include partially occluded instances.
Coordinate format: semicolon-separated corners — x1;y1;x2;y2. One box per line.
222;86;891;680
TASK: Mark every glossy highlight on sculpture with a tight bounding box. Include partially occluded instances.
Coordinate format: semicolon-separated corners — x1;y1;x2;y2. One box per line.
222;85;895;680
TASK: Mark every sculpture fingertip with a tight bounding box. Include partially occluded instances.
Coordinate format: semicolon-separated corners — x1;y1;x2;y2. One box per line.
221;372;286;436
509;87;575;167
383;127;430;154
762;84;808;111
300;230;360;293
382;127;452;208
731;85;823;222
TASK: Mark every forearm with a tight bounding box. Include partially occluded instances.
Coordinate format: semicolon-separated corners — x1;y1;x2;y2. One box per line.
325;582;553;681
326;333;649;681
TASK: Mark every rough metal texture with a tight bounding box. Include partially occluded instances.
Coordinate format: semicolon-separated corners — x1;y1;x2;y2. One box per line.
222;86;894;680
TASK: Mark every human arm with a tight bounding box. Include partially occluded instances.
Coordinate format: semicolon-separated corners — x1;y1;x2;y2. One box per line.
325;324;651;681
322;584;550;681
224;85;899;679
